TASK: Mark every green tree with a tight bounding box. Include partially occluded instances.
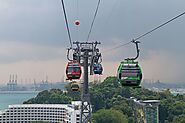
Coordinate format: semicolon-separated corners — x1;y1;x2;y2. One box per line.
112;99;133;117
24;76;185;123
93;109;128;123
171;115;185;123
24;89;72;104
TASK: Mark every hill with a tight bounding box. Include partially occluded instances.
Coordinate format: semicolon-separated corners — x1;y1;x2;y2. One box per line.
24;76;185;123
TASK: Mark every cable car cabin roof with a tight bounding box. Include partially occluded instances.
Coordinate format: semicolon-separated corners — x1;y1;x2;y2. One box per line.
120;60;142;71
67;63;81;67
71;85;79;89
66;61;81;70
68;66;81;68
121;60;138;64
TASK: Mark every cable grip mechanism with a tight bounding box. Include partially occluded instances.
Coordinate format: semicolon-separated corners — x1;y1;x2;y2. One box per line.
125;39;140;61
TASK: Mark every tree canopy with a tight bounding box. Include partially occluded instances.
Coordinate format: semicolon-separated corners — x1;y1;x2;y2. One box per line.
24;76;185;123
93;109;128;123
24;89;73;104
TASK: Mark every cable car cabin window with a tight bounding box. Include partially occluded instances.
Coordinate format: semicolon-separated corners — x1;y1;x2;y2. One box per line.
94;66;97;70
94;66;102;71
121;69;141;77
71;84;79;89
67;66;81;73
67;67;73;73
121;73;139;78
74;67;81;72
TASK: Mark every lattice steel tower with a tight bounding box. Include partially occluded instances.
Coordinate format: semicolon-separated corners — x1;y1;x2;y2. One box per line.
67;41;101;123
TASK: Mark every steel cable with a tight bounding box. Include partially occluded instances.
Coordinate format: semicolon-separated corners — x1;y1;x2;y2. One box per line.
86;0;101;41
103;11;185;53
60;0;73;48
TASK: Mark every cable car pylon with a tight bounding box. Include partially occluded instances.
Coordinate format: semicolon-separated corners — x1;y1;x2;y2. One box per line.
66;41;101;123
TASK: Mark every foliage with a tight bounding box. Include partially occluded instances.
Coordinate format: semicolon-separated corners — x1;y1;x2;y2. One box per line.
90;76;185;123
24;89;73;104
24;76;185;123
93;109;128;123
171;115;185;123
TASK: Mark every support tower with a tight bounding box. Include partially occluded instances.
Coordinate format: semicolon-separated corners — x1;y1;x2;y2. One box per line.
68;41;101;123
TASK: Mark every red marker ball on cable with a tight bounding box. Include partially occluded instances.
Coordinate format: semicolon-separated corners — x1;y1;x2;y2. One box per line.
74;20;80;25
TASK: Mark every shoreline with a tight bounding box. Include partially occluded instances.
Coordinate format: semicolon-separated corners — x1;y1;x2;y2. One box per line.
0;91;40;94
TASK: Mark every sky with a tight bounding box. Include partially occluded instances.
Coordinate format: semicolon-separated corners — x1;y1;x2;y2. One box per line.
0;0;185;84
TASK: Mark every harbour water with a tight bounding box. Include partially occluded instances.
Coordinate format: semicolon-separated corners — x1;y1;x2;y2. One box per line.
0;91;38;110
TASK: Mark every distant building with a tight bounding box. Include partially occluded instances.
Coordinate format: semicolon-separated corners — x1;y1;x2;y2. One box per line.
38;80;51;91
0;101;81;123
143;100;160;123
133;99;160;123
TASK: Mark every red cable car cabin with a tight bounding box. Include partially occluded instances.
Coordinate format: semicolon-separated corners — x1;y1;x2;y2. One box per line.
66;61;82;80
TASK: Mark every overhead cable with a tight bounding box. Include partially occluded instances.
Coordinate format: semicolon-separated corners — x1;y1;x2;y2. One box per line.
134;11;185;41
87;0;101;41
104;11;185;53
60;0;73;48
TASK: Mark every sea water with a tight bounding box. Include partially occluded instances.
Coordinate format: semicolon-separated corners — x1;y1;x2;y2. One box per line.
0;92;38;110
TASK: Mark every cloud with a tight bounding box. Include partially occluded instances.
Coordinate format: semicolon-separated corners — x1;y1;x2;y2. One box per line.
0;0;68;47
0;0;185;83
0;41;66;63
0;58;67;84
140;50;185;83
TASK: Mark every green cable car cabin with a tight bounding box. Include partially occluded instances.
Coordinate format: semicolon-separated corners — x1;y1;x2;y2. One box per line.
117;60;142;87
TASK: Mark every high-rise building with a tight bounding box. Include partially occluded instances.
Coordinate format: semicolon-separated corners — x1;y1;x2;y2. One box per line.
142;100;160;123
0;101;81;123
133;99;160;123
